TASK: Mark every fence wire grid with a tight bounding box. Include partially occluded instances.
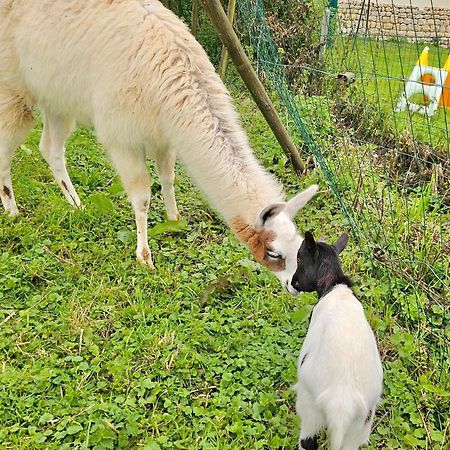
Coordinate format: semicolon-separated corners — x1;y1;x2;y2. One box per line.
233;0;449;446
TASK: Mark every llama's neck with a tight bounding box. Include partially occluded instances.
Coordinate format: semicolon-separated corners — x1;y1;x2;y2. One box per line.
146;11;285;231
171;124;283;266
170;96;284;228
178;132;284;224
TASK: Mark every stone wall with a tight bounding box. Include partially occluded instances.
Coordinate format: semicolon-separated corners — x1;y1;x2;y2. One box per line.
339;0;450;47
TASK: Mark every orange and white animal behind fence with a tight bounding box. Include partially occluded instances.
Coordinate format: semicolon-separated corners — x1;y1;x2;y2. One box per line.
395;47;450;117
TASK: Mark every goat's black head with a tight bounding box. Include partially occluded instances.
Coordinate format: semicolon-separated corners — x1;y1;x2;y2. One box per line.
291;231;349;297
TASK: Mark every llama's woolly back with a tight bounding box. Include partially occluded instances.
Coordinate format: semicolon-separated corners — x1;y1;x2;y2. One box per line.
2;0;283;223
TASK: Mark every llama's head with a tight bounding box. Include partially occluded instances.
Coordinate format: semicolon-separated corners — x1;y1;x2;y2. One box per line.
291;230;349;296
232;185;318;292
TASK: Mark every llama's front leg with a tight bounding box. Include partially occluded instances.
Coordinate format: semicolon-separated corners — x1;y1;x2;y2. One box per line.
0;137;20;217
109;147;154;268
39;113;81;207
155;148;179;221
0;93;34;216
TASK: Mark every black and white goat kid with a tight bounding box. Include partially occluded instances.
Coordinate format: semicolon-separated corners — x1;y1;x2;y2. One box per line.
291;232;383;450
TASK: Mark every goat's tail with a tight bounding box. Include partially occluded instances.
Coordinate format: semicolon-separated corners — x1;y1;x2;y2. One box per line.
318;388;370;450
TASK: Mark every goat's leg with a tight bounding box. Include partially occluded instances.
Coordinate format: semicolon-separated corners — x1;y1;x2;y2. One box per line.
299;436;318;450
296;386;322;450
0;92;34;216
339;413;374;450
109;147;153;268
155;148;179;221
39;112;81;207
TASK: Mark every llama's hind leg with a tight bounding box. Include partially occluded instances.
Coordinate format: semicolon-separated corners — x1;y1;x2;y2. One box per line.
0;137;21;216
155;148;179;221
108;147;154;268
0;92;34;216
39;112;81;207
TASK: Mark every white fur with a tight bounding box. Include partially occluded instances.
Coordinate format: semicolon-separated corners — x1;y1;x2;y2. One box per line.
296;285;383;450
0;0;316;284
257;186;319;289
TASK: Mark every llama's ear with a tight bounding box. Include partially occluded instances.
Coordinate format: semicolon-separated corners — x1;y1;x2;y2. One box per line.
303;231;316;254
284;185;318;219
334;233;349;254
255;203;285;229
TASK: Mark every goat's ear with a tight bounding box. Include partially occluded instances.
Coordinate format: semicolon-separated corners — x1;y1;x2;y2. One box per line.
284;184;318;219
334;233;349;254
303;231;316;255
255;203;285;229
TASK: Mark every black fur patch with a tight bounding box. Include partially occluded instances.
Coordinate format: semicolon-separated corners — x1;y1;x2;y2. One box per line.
300;353;308;367
319;274;353;298
300;436;318;450
3;185;11;198
292;231;353;298
365;409;372;423
261;205;279;224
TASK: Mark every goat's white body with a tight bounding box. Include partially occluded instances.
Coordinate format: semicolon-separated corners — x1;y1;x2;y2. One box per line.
0;0;317;278
296;284;383;450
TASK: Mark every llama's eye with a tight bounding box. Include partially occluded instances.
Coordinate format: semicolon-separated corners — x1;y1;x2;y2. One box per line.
267;250;282;260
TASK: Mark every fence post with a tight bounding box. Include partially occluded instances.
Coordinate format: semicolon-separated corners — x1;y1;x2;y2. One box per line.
218;0;237;80
327;0;338;47
191;0;199;37
201;0;306;174
319;8;331;61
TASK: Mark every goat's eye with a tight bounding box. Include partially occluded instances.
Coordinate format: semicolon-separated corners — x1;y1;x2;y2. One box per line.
267;250;282;260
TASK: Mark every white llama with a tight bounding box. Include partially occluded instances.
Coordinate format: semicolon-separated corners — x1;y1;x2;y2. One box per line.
0;0;317;289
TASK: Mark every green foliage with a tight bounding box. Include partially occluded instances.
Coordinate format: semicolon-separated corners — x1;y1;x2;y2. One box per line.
0;87;448;449
262;0;324;92
327;37;450;153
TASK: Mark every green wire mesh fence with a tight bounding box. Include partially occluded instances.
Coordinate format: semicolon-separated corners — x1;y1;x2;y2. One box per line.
235;0;449;433
237;0;448;294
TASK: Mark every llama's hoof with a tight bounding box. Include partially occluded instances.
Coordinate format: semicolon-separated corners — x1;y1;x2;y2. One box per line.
137;248;155;269
69;202;84;212
2;204;19;217
9;207;19;217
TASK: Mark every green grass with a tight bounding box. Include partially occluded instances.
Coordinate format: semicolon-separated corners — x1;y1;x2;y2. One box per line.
327;36;450;152
0;90;449;449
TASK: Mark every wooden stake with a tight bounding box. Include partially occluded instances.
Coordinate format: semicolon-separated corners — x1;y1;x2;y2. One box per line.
218;0;236;80
191;0;199;37
201;0;305;174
